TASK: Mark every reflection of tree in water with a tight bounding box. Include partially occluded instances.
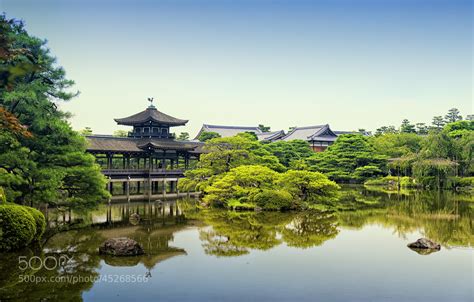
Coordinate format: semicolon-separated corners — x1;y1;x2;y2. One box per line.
0;230;103;301
197;210;339;256
200;230;250;257
198;211;289;257
198;188;472;257
281;212;339;248
338;188;473;248
0;201;190;300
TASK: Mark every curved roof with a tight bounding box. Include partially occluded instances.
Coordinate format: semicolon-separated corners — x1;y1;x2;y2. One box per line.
256;130;286;141
280;125;331;141
114;106;188;126
85;135;200;152
279;125;368;142
136;138;199;151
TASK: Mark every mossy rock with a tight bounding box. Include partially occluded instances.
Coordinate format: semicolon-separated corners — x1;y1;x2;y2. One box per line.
24;206;46;241
0;204;37;251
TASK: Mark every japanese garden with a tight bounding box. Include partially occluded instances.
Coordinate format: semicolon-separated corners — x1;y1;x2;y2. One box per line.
0;4;473;302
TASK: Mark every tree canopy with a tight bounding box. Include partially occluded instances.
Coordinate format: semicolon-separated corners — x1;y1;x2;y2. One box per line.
306;134;387;182
198;131;221;142
0;15;109;206
179;134;340;210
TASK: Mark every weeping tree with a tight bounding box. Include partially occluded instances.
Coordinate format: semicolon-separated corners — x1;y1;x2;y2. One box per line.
413;159;457;189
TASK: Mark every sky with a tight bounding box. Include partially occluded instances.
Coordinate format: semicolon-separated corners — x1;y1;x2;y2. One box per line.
1;0;472;137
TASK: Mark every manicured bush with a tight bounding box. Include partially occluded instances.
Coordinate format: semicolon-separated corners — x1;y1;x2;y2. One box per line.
353;165;384;180
227;199;256;210
24;206;46;241
253;190;294;211
0;204;36;251
203;165;279;207
278;170;340;203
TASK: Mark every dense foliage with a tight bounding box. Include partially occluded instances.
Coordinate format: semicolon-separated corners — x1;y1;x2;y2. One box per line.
24;206;46;241
263;139;314;168
369;133;422;158
180;134;339;210
203;165;339;210
182;112;472;210
0;204;44;251
198;131;221;142
306;134;388;182
0;15;109;206
368;119;473;189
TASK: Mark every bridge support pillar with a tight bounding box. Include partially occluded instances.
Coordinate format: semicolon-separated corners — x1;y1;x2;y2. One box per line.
126;177;130;202
147;179;152;201
162;179;167;199
107;177;111;204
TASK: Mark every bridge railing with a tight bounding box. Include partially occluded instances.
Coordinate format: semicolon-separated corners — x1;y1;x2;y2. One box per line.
101;168;185;174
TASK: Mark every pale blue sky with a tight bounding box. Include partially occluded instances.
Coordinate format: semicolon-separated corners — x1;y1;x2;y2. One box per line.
2;0;472;136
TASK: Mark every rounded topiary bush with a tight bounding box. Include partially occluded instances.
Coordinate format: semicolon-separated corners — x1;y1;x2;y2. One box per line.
0;204;37;251
253;190;294;211
24;206;46;241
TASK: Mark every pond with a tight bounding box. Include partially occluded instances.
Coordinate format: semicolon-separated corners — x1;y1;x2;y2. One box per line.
0;187;472;301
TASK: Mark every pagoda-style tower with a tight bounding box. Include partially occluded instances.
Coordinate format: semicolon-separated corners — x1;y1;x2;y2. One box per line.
114;99;188;139
85;98;202;202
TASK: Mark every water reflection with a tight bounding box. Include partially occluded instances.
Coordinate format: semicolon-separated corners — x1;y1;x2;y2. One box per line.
0;201;189;300
337;188;473;248
0;188;472;301
193;210;340;257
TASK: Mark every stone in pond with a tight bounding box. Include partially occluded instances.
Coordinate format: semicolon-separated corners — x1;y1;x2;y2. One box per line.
407;238;441;254
99;237;144;256
129;213;140;225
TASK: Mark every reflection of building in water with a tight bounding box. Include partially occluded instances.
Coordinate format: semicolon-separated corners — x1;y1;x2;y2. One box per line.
44;201;190;269
46;200;185;226
101;201;184;225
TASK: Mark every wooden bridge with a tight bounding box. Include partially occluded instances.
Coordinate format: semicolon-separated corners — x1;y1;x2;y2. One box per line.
103;168;197;202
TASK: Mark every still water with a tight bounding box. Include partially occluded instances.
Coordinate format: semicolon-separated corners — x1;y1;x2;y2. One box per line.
0;187;472;301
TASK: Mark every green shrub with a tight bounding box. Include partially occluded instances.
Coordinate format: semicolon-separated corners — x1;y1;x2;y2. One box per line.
450;176;474;187
364;176;416;188
354;165;383;180
0;187;6;204
227;199;256;210
364;176;397;186
253;190;294;211
0;204;36;251
24;206;46;241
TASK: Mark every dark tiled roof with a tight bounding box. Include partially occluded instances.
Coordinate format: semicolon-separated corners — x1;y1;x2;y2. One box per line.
256;130;286;141
195;124;262;139
114;106;188;126
86;136;143;152
136;138;199;151
86;135;200;152
280;125;334;141
279;125;370;142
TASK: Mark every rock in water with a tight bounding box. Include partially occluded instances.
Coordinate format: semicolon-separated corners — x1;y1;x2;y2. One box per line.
129;213;140;225
99;237;144;256
407;238;441;252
